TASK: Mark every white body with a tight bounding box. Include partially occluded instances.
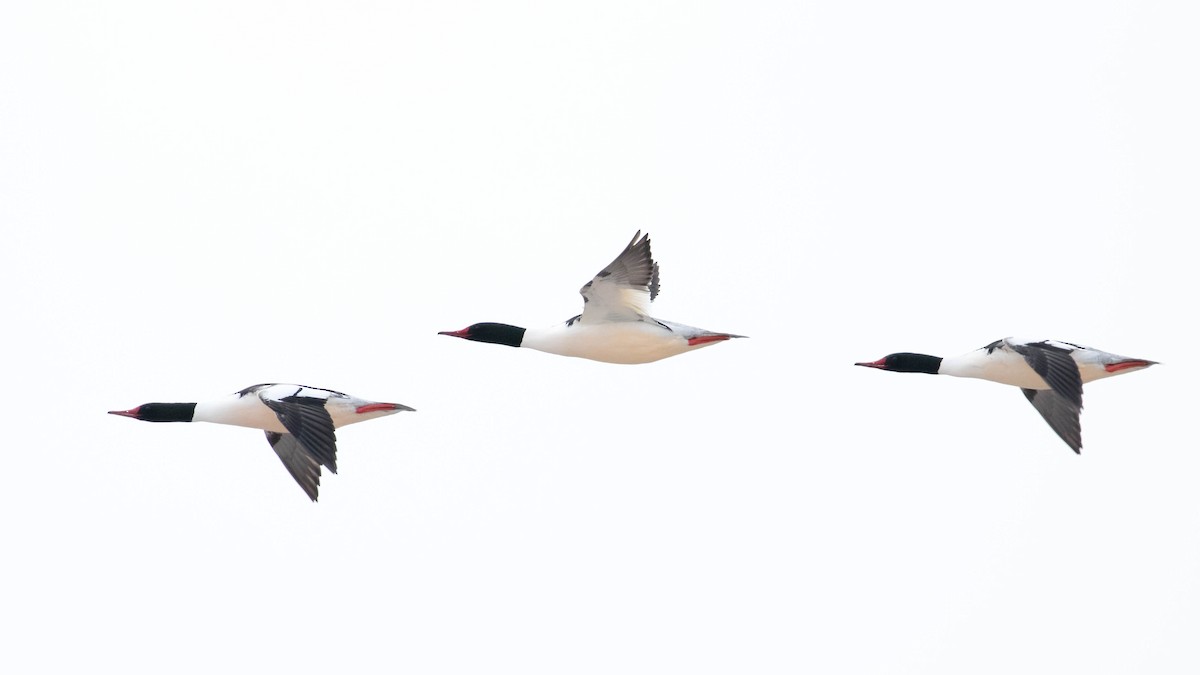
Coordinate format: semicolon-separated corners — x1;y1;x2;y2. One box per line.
938;338;1148;389
193;384;399;432
447;232;742;364
522;319;726;365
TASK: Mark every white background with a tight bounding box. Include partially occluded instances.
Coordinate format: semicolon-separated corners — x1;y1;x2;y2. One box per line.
2;2;1197;673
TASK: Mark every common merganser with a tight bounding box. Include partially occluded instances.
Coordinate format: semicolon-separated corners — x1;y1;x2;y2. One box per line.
109;383;414;501
440;232;745;364
855;338;1156;453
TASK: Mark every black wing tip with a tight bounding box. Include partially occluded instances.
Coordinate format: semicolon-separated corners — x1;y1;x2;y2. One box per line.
267;431;324;501
295;468;322;502
1064;432;1083;454
586;230;659;297
1021;388;1083;454
625;231;653;261
631;231;656;278
301;470;321;501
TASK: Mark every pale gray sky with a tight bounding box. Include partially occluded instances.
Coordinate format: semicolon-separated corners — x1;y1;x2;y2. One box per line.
2;2;1197;673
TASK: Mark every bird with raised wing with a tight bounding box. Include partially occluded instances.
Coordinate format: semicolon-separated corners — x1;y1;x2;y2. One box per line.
855;338;1156;453
440;232;744;364
109;383;414;501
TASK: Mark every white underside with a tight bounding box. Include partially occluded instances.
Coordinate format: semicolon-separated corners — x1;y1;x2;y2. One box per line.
521;320;722;364
939;340;1148;389
940;349;1057;388
194;395;289;432
192;385;399;432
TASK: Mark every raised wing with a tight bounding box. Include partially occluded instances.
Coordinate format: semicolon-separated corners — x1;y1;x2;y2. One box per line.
1010;340;1084;409
261;394;339;473
578;231;661;323
265;431;323;501
1021;388;1083;453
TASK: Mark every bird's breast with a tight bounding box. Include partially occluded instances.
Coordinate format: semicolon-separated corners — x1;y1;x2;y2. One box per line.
524;321;686;364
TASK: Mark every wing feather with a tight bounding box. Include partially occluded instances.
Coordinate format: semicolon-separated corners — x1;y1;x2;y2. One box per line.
265;432;322;501
578;231;660;323
1011;340;1084;409
1021;388;1083;453
261;394;339;473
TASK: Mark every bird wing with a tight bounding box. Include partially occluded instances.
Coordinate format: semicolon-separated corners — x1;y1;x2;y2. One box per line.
265;431;323;501
261;392;339;473
1010;340;1084;409
1021;388;1083;454
578;231;661;323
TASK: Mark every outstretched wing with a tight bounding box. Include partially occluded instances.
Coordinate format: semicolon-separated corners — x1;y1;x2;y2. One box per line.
1010;340;1084;409
578;231;661;323
261;394;339;473
265;431;323;501
1021;388;1083;454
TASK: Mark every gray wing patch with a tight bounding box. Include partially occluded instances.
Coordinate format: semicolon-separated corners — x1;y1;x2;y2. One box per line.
262;395;339;473
1022;388;1083;454
1012;342;1084;409
581;230;661;302
266;432;322;501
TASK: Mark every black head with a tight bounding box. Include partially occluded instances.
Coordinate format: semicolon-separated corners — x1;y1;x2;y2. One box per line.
108;402;197;422
438;322;526;348
854;352;942;374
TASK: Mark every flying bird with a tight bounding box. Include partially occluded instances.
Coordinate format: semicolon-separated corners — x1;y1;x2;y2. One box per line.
440;231;744;364
109;383;414;501
855;338;1156;453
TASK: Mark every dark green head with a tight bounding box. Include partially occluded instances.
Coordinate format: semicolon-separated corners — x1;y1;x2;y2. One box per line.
439;323;526;348
855;352;943;374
